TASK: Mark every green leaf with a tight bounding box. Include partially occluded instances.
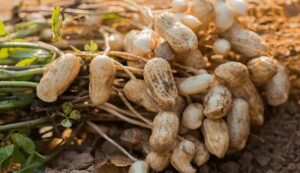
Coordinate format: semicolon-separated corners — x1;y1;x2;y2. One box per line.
11;147;26;164
102;13;120;21
15;58;37;67
0;133;4;140
0;145;14;166
62;102;73;115
51;6;63;40
0;48;8;59
0;21;7;36
69;110;81;120
10;133;35;155
84;40;98;52
61;119;72;128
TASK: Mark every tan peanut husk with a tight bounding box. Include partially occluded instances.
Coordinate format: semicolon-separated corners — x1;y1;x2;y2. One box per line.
215;62;264;126
149;111;179;153
170;140;196;173
123;79;158;112
154;12;198;53
189;0;215;29
129;161;149;173
202;118;229;158
144;58;178;110
37;53;81;102
178;73;214;95
247;56;278;85
176;48;208;69
203;84;232;119
146;151;170;172
89;55;115;105
227;98;250;151
181;103;204;130
265;63;290;106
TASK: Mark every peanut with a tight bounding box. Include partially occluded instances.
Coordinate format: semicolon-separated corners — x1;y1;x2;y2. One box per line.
146;151;170;172
227;98;250;151
226;0;248;16
185;135;210;167
247;56;278;85
265;63;290;106
129;161;149;173
214;62;264;125
123;79;158;112
215;0;234;32
213;39;231;56
37;53;81;102
202;118;229;158
174;13;202;31
181;103;204;130
154;40;175;61
176;48;208;69
144;58;178;110
149;111;179;153
154;12;198;53
171;0;188;12
89;55;115;105
203;84;232;119
189;0;215;28
178;73;214;95
170;140;196;173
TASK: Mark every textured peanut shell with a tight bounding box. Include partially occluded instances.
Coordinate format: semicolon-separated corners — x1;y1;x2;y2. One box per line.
178;73;214;95
129;161;149;173
144;58;178;110
247;56;278;85
37;53;81;102
184;135;210;167
181;103;204;130
124;30;139;53
204;85;232;119
132;28;159;57
146;151;170;172
154;41;175;61
149;111;179;152
202;119;229;158
265;64;290;106
170;140;196;173
123;79;158;112
223;25;268;57
89;55;115;105
154;12;198;53
227;98;250;150
174;13;202;31
189;0;215;28
215;1;234;32
176;48;208;69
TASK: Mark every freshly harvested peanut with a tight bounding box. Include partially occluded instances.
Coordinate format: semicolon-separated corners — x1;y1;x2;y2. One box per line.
223;25;268;57
144;58;178;110
154;12;198;53
177;48;208;69
214;62;264;126
226;0;248;16
171;140;196;173
108;33;124;51
181;103;204;130
89;55;115;105
154;40;175;61
146;151;170;172
171;0;188;12
202;119;229;158
215;0;234;32
129;160;149;173
247;56;278;85
171;96;186;115
120;128;150;150
178;73;214;95
265;64;290;106
203;84;232;119
227;98;250;151
37;53;81;102
185;135;210;167
124;30;139;53
123;79;158;112
132;28;159;57
189;0;215;28
174;13;202;31
149;111;179;152
213;39;231;55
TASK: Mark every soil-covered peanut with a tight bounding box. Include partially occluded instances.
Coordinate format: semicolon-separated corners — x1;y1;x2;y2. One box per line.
149;111;179;153
185;135;210;167
146;151;170;172
154;12;198;53
247;56;278;85
89;55;115;105
215;0;234;32
189;0;215;28
176;48;208;69
178;73;214;95
123;79;158;112
129;161;149;173
171;140;196;173
202;118;229;158
37;53;81;102
181;103;204;130
204;84;232;119
144;58;178;110
265;63;290;106
227;98;250;150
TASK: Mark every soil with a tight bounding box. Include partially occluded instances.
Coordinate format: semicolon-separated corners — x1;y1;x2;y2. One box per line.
45;100;300;173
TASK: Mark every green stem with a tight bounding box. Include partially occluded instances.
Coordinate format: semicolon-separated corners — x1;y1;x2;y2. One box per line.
0;117;49;132
0;42;64;57
0;81;38;87
0;68;44;80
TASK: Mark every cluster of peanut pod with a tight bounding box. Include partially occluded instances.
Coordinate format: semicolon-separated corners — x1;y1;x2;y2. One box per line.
36;0;290;172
